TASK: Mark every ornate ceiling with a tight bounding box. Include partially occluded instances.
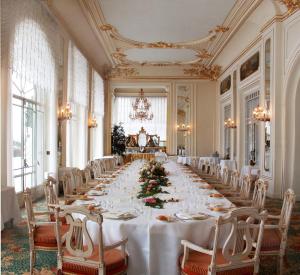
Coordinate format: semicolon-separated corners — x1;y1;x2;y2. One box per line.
78;0;261;80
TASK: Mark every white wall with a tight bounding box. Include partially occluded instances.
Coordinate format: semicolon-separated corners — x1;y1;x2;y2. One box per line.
214;3;300;199
106;79;217;157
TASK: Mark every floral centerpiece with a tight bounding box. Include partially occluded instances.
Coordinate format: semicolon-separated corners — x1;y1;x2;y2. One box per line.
137;160;172;208
137;179;169;198
143;197;165;209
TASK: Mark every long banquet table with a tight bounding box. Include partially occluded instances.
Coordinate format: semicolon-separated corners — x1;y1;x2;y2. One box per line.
73;160;234;275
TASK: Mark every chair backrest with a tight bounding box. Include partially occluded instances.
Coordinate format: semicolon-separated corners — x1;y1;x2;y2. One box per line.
210;207;267;274
279;189;296;239
44;176;59;208
84;166;92;182
23;188;35;235
251;179;268;210
229;170;240;191
62;174;73;196
73;168;84;189
222;166;229;185
209;162;216;176
216;164;221;180
54;206;105;272
239;175;252;199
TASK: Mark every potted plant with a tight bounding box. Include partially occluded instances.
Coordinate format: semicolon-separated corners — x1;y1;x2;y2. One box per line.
111;123;126;156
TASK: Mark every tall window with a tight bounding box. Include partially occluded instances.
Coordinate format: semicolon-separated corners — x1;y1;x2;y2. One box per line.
66;43;89;169
112;96;167;142
2;0;62;192
245;91;260;165
224;104;231;158
91;70;104;159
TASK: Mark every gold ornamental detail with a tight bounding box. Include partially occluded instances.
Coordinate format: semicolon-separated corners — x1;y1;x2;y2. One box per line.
184;64;221;81
109;67;139;79
196;49;212;59
209;25;229;34
279;0;300;13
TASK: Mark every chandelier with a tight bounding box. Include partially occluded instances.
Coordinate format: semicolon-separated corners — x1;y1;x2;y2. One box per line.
129;89;153;121
253;106;271;122
224;118;237;128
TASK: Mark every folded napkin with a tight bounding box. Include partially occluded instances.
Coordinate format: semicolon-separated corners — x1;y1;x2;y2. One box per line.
102;211;136;220
175;212;208;220
87;190;106;196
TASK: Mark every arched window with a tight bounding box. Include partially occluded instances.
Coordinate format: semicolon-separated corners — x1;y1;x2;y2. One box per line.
2;0;62;192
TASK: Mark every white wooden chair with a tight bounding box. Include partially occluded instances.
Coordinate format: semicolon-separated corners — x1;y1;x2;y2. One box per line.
54;205;128;275
84;166;101;187
215;164;222;180
260;189;296;274
220;170;241;196
210;166;230;189
179;207;267;275
228;175;252;200
232;179;268;211
23;188;69;274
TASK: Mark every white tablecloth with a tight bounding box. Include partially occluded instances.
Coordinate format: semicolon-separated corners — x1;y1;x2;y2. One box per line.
241;166;260;182
177;156;192;165
220;160;237;171
73;160;233;275
154;152;168;162
1;186;21;230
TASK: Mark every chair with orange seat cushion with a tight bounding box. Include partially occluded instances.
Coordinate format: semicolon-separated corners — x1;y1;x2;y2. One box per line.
24;188;69;274
179;207;267;275
231;179;268;211
54;205;128;275
259;188;296;274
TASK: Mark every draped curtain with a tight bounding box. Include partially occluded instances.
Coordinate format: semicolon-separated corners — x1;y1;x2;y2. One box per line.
1;0;62;188
112;96;167;141
66;43;88;169
91;70;104;159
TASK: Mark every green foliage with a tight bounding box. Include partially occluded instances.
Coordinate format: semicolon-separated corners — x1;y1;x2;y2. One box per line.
111;123;126;155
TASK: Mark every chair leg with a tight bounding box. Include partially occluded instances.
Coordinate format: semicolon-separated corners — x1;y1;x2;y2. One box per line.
279;255;284;275
29;249;35;274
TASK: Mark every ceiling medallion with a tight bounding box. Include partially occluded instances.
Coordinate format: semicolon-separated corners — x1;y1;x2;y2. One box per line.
183;64;221;81
279;0;300;13
129;89;153;121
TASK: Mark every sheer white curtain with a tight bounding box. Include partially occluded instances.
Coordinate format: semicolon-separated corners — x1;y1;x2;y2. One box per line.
112;96;167;141
91;70;104;159
66;43;88;169
1;0;62;190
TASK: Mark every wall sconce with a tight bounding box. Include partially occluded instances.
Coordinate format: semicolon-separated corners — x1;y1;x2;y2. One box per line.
177;123;191;132
58;103;72;121
88;114;98;128
253;106;270;122
224;118;237;128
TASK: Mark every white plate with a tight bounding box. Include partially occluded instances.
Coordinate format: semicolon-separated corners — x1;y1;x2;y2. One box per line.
175;212;208;220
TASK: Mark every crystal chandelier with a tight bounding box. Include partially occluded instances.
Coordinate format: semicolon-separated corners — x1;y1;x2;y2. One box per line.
129;89;153;121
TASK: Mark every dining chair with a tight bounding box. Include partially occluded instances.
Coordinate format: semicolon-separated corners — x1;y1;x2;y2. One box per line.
54;205;128;275
62;173;74;197
179;207;267;275
24;188;69;274
226;175;252;200
220;170;240;196
73;168;91;193
260;189;296;274
210;167;230;189
84;166;101;187
232;179;268;211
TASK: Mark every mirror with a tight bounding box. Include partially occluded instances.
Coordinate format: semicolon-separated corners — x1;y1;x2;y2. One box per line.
138;133;147;147
177;86;190;156
264;38;271;172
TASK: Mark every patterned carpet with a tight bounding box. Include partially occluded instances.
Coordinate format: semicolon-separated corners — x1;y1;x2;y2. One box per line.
1;182;300;274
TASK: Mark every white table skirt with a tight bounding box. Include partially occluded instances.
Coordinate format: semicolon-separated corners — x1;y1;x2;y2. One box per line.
73;160;232;275
220;160;237;172
1;186;21;230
